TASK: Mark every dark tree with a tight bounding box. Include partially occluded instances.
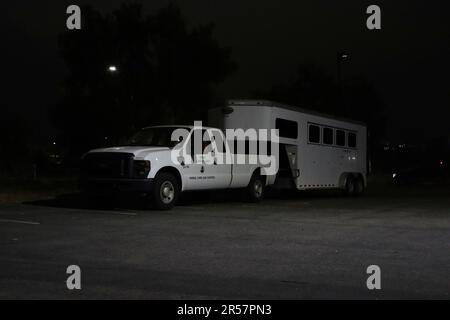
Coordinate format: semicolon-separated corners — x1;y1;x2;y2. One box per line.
0;115;33;176
53;3;236;156
268;63;339;114
266;62;386;170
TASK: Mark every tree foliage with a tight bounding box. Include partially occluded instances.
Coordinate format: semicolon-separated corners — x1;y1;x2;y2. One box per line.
54;3;236;155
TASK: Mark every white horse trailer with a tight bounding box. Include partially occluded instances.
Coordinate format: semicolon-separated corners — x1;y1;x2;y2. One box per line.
208;100;367;195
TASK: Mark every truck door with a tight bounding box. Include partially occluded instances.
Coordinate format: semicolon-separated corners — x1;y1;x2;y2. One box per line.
204;129;232;189
182;129;231;190
181;129;208;190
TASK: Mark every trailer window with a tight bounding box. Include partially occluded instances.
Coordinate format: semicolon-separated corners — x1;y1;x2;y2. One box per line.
336;130;345;146
348;132;357;148
308;125;320;143
323;127;333;145
276;118;298;139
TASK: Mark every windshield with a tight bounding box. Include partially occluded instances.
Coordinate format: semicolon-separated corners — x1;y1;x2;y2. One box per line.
128;127;190;148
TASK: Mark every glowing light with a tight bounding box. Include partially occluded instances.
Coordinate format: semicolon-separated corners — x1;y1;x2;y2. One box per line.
392;173;397;179
108;65;117;72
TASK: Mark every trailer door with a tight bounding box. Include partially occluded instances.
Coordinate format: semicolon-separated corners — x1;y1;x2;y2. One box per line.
284;144;299;183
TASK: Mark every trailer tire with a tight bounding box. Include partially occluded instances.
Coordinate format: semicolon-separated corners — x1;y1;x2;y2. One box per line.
344;176;356;196
247;173;265;202
354;176;365;196
152;172;179;210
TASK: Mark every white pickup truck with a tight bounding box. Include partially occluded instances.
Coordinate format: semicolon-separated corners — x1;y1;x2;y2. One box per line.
80;125;272;209
81;100;367;209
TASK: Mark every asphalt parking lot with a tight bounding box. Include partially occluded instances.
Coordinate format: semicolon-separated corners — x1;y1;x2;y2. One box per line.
0;186;449;299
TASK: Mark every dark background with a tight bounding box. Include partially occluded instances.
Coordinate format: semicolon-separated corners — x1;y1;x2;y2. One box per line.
2;0;450;176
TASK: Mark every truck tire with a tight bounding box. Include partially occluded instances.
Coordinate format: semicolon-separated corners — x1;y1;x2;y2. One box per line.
247;173;265;202
344;176;355;196
152;172;179;210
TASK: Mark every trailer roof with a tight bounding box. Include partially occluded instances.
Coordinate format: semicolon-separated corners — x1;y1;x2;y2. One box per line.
142;125;219;130
226;99;367;127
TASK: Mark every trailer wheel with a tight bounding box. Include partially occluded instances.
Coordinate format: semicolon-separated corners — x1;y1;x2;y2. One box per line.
152;172;179;210
354;176;365;196
344;176;356;196
247;173;265;202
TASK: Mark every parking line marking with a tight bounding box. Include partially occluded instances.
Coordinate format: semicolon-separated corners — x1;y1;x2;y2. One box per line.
111;211;138;216
184;206;207;211
0;219;40;225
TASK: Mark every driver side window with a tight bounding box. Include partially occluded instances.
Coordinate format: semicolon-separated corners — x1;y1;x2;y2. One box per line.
188;129;212;161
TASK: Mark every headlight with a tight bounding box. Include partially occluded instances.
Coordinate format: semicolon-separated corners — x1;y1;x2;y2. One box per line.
133;160;151;178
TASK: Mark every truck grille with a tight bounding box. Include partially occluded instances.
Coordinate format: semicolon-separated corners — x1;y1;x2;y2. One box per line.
81;152;134;179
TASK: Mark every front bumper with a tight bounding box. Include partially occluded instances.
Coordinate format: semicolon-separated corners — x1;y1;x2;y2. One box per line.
79;178;154;196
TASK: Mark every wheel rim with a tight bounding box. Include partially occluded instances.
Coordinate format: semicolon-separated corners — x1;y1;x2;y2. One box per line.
160;181;175;204
254;179;263;198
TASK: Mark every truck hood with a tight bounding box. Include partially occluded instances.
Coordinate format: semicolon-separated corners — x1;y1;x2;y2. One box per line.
86;146;170;158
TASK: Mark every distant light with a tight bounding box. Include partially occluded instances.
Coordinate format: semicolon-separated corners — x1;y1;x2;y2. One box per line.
392;173;397;179
104;137;108;140
52;142;56;145
339;52;349;60
108;65;117;72
439;160;444;166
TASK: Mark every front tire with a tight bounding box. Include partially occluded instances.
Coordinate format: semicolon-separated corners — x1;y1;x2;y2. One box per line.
152;173;179;210
247;173;265;202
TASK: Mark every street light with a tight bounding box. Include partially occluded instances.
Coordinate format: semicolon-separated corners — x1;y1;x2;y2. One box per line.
337;51;350;113
337;51;349;86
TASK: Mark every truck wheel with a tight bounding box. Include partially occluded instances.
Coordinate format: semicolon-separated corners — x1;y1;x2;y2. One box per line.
344;176;355;196
153;173;179;210
247;173;265;202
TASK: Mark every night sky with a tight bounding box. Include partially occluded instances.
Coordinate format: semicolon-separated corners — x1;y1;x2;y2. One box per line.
4;0;450;143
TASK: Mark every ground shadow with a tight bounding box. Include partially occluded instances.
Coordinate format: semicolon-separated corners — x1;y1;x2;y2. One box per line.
23;182;449;212
23;187;346;212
